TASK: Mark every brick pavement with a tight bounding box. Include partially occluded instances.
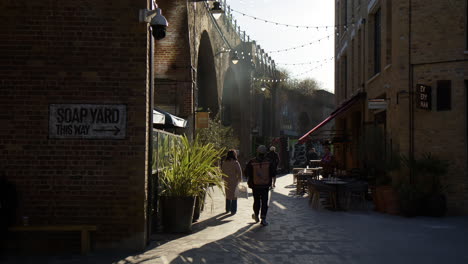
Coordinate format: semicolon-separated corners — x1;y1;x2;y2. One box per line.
3;173;468;264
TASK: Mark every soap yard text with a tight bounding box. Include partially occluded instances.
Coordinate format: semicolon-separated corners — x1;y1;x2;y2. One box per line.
49;104;127;139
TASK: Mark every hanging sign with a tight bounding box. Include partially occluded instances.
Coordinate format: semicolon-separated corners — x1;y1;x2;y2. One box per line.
49;104;127;139
368;99;388;109
195;112;209;129
417;84;432;110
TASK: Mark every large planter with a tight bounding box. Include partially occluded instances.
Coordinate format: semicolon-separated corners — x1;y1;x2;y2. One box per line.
160;196;196;233
373;186;385;213
376;185;400;215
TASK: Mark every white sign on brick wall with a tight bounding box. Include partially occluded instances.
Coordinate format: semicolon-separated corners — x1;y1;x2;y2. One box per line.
49;104;127;139
368;99;388;110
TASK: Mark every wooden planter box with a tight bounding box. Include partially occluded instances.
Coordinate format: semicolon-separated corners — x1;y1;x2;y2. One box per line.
375;185;400;215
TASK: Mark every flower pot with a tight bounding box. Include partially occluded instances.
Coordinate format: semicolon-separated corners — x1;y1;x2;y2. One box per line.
376;185;400;215
381;186;400;215
374;186;386;213
160;196;196;233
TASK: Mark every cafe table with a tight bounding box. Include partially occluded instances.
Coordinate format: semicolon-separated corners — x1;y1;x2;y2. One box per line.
323;179;347;210
296;168;322;194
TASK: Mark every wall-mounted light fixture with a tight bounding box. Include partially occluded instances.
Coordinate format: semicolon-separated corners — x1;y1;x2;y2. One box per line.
231;53;239;64
215;48;239;64
211;1;224;19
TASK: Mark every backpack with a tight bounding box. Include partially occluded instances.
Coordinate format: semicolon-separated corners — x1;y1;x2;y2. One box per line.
252;161;271;185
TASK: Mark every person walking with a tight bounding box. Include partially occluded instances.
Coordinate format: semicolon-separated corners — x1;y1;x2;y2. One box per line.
266;146;280;188
221;149;242;215
245;145;275;226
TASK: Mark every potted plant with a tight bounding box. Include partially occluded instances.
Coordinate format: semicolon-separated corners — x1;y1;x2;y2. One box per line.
369;151;401;214
158;136;225;233
399;153;449;217
357;126;400;213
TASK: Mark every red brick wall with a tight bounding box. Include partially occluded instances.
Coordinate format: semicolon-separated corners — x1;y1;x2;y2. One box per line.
154;0;193;117
0;0;150;250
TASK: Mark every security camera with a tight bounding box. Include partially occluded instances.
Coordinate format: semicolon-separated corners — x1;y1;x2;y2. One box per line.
150;8;168;40
139;7;169;40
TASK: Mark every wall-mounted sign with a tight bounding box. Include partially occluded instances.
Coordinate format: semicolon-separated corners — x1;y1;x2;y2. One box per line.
195;112;209;129
49;104;127;139
417;84;432;110
368;99;388;109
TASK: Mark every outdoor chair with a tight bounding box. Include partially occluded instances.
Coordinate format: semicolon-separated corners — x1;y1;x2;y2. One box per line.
307;179;337;209
296;173;309;195
343;181;368;210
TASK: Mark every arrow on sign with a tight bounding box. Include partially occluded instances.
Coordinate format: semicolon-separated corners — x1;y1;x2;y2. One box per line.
93;126;121;135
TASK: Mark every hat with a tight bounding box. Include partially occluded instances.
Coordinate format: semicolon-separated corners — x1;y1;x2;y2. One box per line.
257;145;267;154
270;146;276;151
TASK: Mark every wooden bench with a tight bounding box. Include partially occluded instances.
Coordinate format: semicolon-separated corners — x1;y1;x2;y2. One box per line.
8;225;97;255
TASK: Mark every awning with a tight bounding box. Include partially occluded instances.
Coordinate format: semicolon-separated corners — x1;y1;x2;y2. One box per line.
298;92;365;143
153;108;187;128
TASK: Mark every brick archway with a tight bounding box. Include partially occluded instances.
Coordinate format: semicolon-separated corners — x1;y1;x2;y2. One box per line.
196;31;219;116
221;67;241;139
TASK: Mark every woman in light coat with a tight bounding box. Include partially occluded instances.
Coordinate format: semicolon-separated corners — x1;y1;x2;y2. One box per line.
221;149;242;215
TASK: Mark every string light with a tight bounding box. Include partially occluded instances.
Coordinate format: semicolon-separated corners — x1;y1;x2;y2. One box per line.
268;35;333;53
231;8;352;31
276;57;334;66
205;3;335;83
252;58;334;83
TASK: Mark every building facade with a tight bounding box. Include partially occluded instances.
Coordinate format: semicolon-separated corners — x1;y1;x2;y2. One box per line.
0;0;155;250
0;0;280;252
335;0;468;214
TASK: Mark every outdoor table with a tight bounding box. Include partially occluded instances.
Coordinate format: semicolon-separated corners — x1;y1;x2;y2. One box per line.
323;180;347;210
297;170;321;194
292;168;305;183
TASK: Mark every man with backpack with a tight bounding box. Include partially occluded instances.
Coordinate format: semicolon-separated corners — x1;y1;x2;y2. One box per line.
245;145;276;226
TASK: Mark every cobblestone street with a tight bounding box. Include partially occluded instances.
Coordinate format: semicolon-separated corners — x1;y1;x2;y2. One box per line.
4;173;468;264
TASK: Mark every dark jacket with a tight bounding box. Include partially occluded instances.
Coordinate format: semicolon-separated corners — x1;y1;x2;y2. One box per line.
266;151;280;169
306;150;319;161
244;155;275;189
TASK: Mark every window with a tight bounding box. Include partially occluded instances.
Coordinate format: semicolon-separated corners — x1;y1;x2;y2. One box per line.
437;80;452;111
351;39;355;92
386;0;392;65
466;0;468;50
358;29;362;85
374;9;382;74
343;0;348;29
343;56;348;99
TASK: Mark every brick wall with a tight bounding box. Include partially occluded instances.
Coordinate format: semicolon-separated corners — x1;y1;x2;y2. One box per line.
335;0;468;213
0;0;150;250
154;0;193;118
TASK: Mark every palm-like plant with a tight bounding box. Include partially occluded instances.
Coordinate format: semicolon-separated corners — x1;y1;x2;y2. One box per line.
159;135;225;197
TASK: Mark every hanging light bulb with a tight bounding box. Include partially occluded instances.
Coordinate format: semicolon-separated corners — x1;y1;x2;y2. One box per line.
211;1;224;20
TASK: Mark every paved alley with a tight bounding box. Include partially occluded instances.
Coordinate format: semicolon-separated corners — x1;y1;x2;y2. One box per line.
4;173;468;264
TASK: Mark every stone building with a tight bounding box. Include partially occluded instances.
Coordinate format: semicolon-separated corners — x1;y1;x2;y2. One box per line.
334;0;468;214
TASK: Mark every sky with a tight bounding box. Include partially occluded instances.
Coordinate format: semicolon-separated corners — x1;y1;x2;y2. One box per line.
226;0;335;93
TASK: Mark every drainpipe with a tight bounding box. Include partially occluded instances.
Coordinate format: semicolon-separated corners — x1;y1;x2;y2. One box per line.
188;0;197;140
408;0;415;184
145;1;156;245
